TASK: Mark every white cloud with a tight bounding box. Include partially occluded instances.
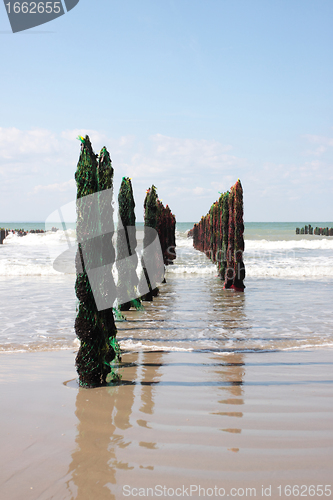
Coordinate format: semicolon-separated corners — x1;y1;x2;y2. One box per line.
0;127;77;185
1;126;332;222
210;176;236;193
193;186;209;196
31;179;76;195
0;127;60;160
112;133;243;182
303;134;333;156
170;185;214;197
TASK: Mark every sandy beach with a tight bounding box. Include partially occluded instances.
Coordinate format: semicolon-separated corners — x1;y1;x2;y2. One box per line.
1;347;333;500
2;0;333;496
1;225;333;499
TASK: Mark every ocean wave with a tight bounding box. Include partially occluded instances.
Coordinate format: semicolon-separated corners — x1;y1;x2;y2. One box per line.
2;230;333;279
246;263;333;279
166;265;215;275
281;342;333;351
175;237;195;248
119;339;194;352
0;259;59;276
176;236;333;253
3;232;333;252
0;343;78;353
166;257;333;279
3;229;77;246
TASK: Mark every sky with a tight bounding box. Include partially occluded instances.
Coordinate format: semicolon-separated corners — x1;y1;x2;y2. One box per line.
0;0;332;222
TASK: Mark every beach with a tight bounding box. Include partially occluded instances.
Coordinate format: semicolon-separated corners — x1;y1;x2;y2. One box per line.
1;223;333;499
1;349;333;499
2;0;333;497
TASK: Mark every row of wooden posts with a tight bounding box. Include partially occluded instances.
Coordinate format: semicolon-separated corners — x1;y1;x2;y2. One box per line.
0;228;46;243
74;135;176;387
2;135;244;387
188;179;246;291
296;225;333;236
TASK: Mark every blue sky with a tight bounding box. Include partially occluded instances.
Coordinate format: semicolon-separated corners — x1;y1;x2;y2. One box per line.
0;0;332;222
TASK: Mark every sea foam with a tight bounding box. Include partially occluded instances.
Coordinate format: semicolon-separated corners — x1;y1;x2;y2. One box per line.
1;230;333;279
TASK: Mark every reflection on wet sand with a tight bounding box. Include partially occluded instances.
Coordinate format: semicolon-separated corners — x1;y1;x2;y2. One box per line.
213;352;245;451
64;273;333;498
1;348;332;500
66;351;164;498
66;354;138;499
138;351;163;453
66;346;333;498
66;349;249;495
208;284;246;446
66;282;251;496
139;352;163;415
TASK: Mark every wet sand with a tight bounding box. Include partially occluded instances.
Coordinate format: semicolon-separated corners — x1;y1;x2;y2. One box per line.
1;348;333;500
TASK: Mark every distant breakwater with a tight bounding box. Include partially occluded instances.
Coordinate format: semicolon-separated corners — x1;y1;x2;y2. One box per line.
0;227;57;244
296;225;333;236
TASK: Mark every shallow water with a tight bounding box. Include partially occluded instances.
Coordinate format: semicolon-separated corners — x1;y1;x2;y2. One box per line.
1;274;333;353
119;275;333;353
1;222;333;353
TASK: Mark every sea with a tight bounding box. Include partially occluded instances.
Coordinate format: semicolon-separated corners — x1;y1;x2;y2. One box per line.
1;221;333;354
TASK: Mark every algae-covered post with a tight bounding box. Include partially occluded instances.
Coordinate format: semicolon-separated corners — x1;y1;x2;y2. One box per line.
224;185;235;289
0;229;6;244
116;177;143;311
232;179;245;291
220;191;229;280
96;146;120;365
164;204;176;265
139;185;159;301
74;136;119;387
156;199;176;268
